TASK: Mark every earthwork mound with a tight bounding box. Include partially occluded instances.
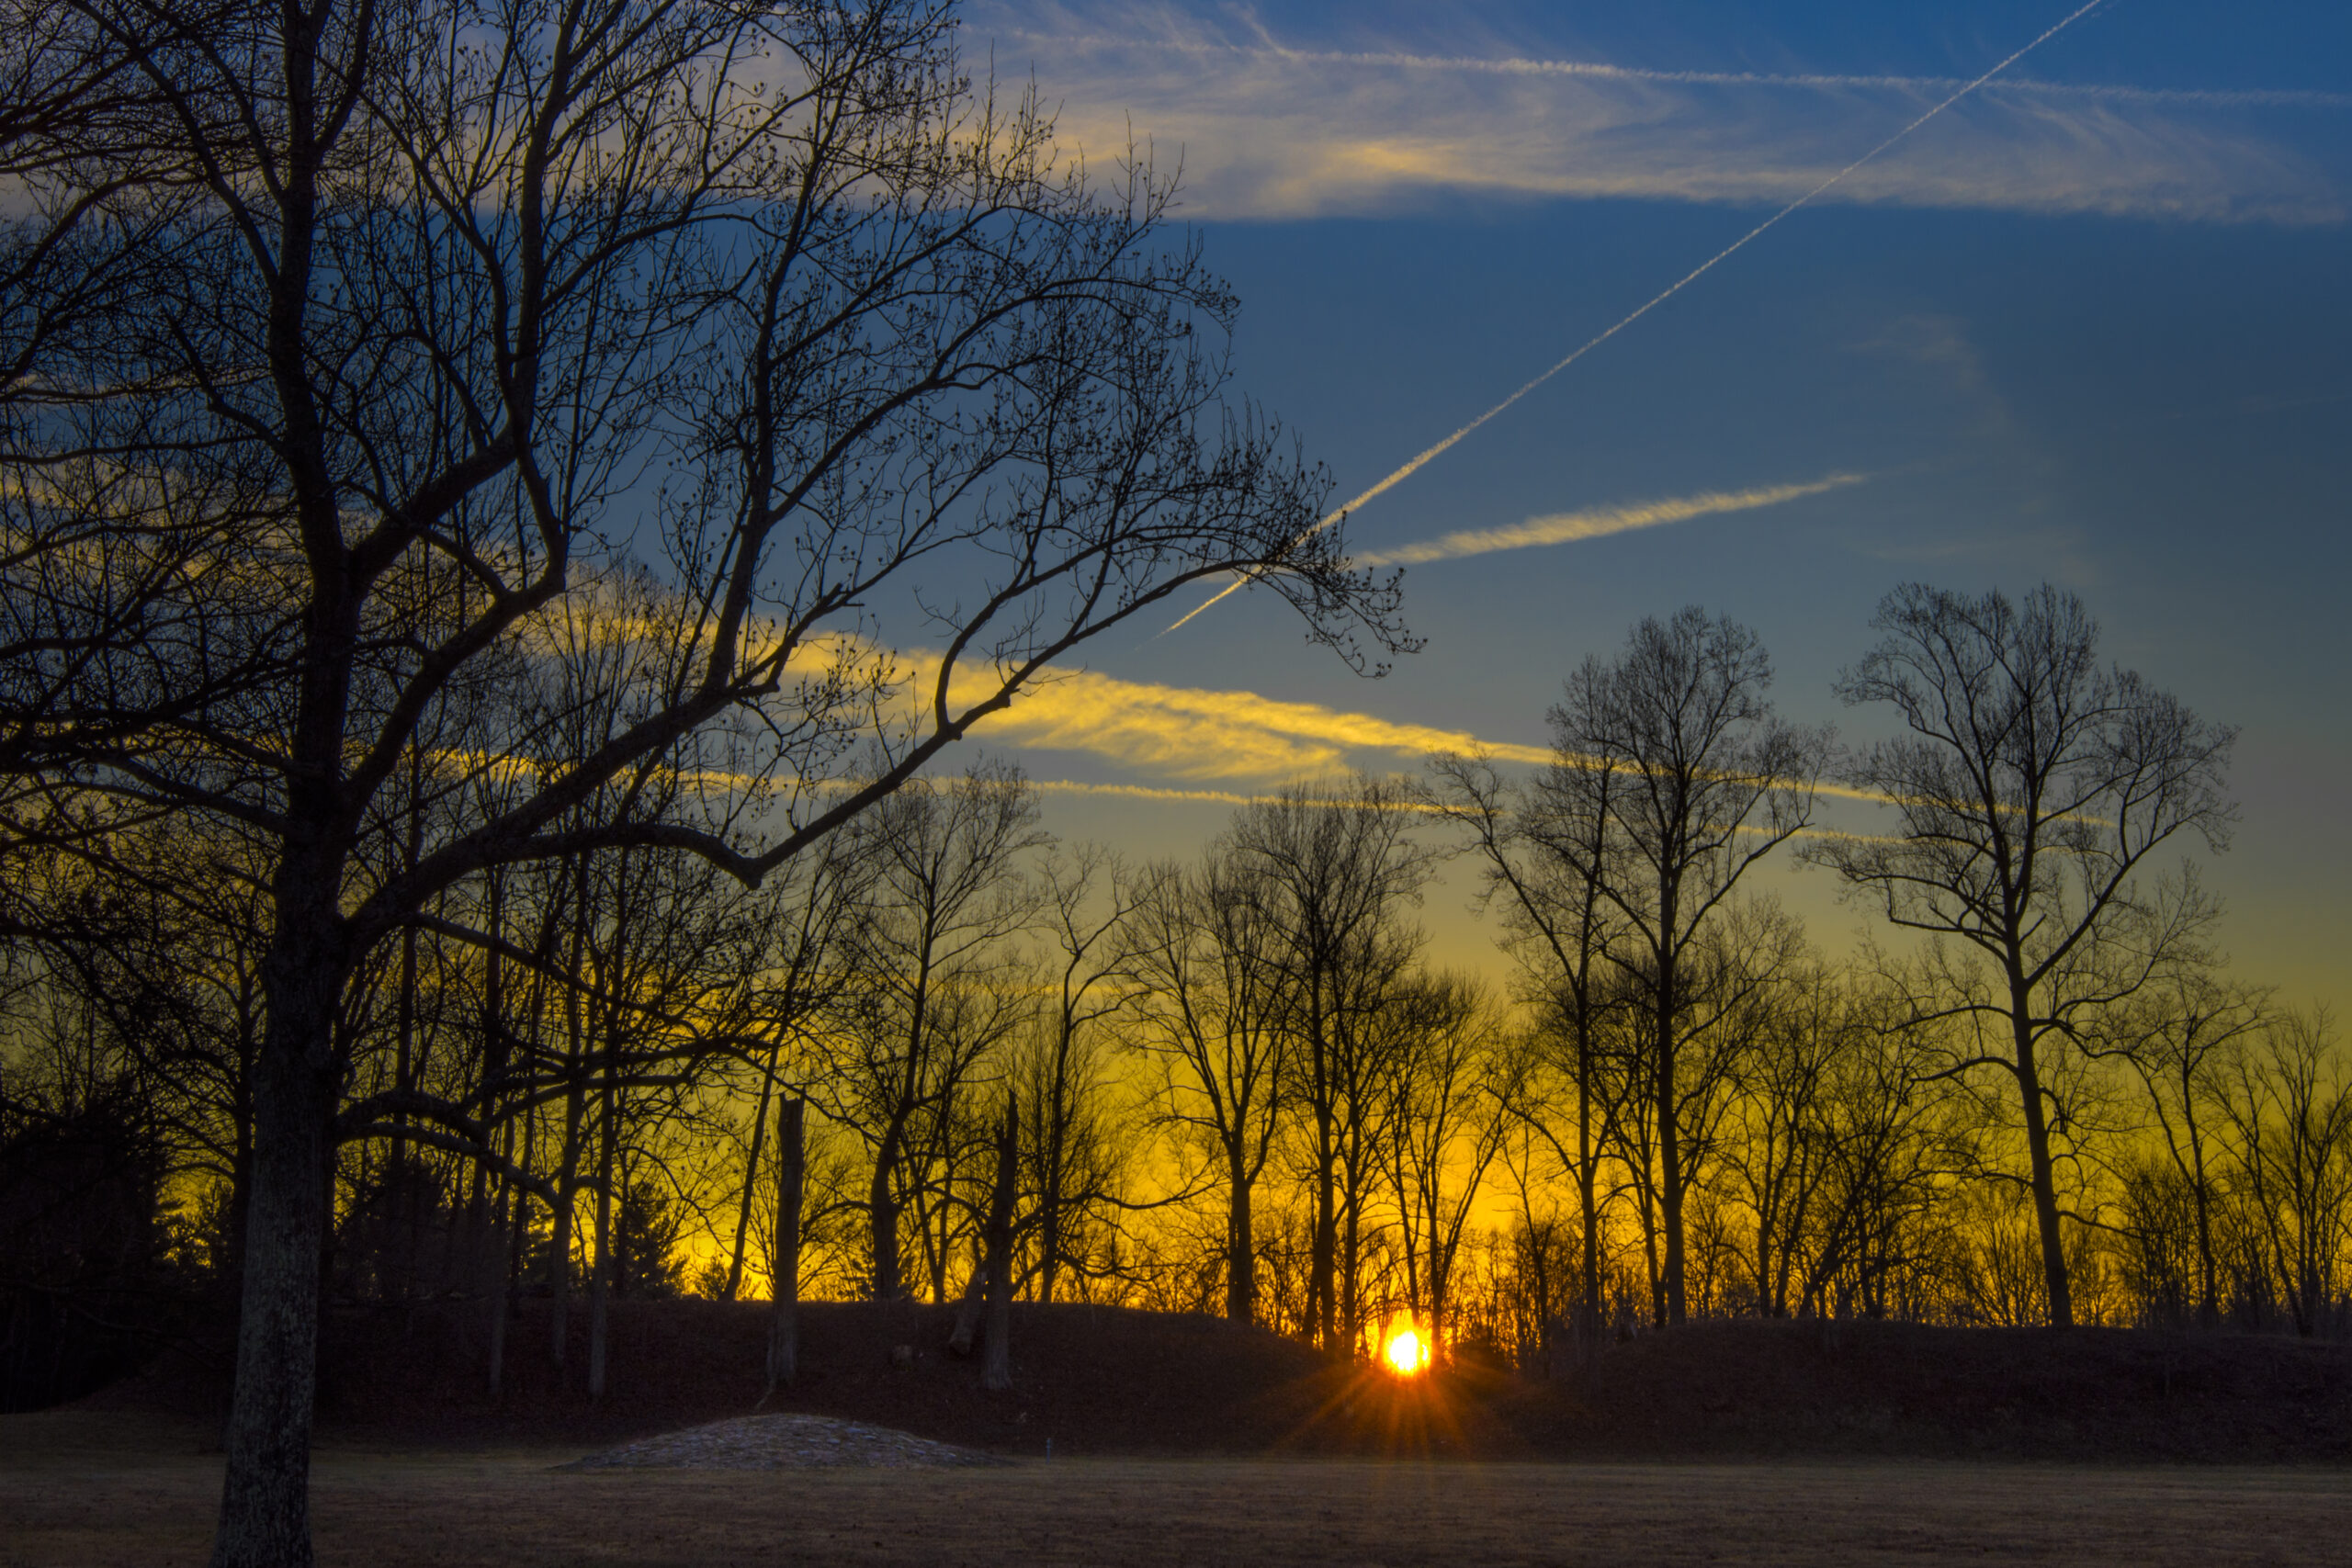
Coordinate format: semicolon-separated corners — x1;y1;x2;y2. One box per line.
559;1413;1009;1471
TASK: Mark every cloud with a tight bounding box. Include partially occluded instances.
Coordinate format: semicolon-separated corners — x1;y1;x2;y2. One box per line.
784;629;1905;804
772;633;1540;781
967;663;1552;779
1025;778;1437;810
983;5;2346;223
1357;473;1864;568
1013;30;2352;112
967;661;1909;807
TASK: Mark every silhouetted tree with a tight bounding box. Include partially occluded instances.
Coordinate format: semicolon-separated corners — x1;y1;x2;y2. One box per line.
1377;972;1513;1364
1227;777;1429;1353
1808;583;2233;1327
2217;1010;2351;1337
1130;851;1290;1325
763;1093;806;1393
1427;751;1628;1359
1020;847;1151;1303
820;763;1044;1302
0;0;1404;1555
1550;609;1828;1324
2110;953;2268;1327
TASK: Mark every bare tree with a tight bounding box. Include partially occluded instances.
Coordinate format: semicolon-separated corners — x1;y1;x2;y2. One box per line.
1227;776;1429;1353
722;837;871;1303
1019;846;1150;1303
0;2;1406;1557
1426;751;1627;1359
820;761;1043;1302
1551;608;1828;1324
1808;583;2234;1327
2110;950;2269;1328
1718;956;1847;1318
1130;851;1288;1325
2217;1010;2352;1337
1376;971;1512;1363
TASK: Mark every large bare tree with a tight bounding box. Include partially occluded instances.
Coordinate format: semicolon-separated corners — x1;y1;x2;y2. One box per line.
1808;583;2233;1327
0;2;1405;1560
1548;608;1827;1325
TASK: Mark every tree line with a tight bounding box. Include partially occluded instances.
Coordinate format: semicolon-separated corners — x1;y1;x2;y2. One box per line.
0;0;1408;1559
0;1;2335;1563
12;584;2345;1418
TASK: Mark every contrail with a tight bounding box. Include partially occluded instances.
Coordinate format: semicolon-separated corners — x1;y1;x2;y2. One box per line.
1355;473;1864;568
1163;0;2113;636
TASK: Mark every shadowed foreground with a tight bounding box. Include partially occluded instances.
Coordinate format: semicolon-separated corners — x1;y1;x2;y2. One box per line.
4;1412;2347;1567
81;1301;2352;1464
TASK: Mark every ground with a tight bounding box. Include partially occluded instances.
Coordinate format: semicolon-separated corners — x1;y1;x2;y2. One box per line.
13;1303;2351;1563
79;1299;2352;1463
4;1410;2348;1566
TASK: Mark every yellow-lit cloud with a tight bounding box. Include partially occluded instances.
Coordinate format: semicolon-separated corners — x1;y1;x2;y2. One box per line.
966;664;1550;780
968;664;1907;807
1356;474;1863;568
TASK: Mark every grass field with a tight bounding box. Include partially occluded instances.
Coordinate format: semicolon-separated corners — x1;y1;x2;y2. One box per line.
5;1412;2347;1567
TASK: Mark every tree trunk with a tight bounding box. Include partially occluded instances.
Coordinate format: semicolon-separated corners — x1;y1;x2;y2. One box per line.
980;1096;1018;1393
2188;1124;2219;1331
868;1097;916;1302
1039;1111;1066;1306
1340;1187;1363;1356
1656;954;1687;1325
1312;1107;1337;1353
492;1102;535;1399
948;1256;985;1357
486;1175;511;1399
1225;1145;1254;1325
728;1054;779;1302
1577;1021;1601;1368
2011;1011;2075;1328
208;940;343;1568
587;1084;616;1401
550;1077;583;1369
765;1097;805;1393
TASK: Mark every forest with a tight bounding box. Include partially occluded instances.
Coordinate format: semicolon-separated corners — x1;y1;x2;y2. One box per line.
8;583;2339;1422
2;1;2345;1562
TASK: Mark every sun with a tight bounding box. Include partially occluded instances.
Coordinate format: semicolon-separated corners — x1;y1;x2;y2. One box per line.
1381;1323;1430;1376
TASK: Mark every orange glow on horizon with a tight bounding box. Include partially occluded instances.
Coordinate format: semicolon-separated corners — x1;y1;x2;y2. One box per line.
1381;1323;1430;1376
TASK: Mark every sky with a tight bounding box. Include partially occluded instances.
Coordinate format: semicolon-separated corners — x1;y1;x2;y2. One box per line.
933;0;2352;1003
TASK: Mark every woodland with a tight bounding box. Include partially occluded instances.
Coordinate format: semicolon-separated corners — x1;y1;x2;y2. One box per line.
0;2;2344;1566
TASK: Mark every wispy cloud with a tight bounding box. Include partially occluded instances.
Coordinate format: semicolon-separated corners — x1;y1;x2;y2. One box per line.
967;663;1551;779
793;632;1886;802
1016;31;2352;112
984;4;2346;223
1026;778;1438;810
1357;474;1863;567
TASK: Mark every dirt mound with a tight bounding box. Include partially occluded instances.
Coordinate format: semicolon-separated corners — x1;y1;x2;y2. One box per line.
559;1413;1008;1471
79;1300;2352;1463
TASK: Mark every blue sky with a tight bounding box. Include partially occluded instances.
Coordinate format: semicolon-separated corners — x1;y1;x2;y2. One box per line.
941;0;2352;1000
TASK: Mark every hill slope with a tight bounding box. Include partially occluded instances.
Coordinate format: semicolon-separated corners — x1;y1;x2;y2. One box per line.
83;1300;2352;1462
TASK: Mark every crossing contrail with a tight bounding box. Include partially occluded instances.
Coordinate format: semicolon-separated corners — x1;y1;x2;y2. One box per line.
1163;0;2114;636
